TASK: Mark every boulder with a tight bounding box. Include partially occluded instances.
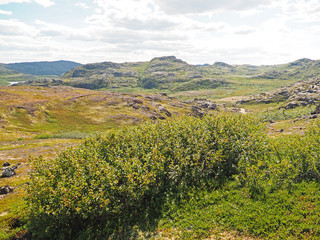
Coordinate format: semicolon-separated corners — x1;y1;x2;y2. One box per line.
1;167;16;178
158;106;171;117
0;185;14;195
285;101;300;109
312;104;320;114
11;163;21;170
2;162;10;167
191;106;204;118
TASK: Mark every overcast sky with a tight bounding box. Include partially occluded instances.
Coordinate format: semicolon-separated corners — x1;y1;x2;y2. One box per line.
0;0;320;65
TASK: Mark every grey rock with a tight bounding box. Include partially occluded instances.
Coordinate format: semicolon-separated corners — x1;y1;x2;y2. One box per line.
158;106;171;117
191;106;204;118
2;162;10;167
11;163;21;170
1;167;16;178
286;101;300;109
312;104;320;114
0;185;14;195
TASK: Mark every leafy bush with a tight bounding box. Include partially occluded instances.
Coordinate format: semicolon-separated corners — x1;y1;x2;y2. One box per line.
27;114;266;239
238;120;320;197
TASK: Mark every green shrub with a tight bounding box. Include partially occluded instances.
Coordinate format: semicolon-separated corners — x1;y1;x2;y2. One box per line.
27;114;266;239
238;120;320;196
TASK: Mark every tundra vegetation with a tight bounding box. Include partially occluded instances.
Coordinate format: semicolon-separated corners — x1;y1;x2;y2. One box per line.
1;57;320;239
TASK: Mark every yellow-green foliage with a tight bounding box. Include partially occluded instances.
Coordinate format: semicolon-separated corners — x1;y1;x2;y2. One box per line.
27;114;266;239
237;120;320;199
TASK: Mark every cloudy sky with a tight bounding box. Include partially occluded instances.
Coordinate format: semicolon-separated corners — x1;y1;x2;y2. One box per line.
0;0;320;65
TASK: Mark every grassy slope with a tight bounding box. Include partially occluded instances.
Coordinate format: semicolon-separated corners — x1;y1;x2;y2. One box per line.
0;85;221;239
0;64;34;86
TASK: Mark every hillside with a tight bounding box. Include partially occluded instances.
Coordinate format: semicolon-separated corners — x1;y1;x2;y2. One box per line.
5;60;81;76
238;77;320;109
0;64;34;86
1;83;320;239
15;57;320;101
0;61;82;86
2;58;320;239
61;56;228;91
0;85;218;139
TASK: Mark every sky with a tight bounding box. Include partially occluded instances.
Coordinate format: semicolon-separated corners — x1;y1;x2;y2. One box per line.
0;0;320;65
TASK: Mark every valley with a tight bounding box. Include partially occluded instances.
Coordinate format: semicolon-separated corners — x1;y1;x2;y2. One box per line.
1;57;320;239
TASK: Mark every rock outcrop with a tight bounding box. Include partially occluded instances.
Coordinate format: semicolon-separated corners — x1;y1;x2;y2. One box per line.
238;77;320;109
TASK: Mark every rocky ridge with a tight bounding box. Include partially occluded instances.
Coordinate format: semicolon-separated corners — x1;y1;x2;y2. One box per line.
238;77;320;109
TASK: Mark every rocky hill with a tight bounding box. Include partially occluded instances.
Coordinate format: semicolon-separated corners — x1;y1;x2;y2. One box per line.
12;57;320;100
61;56;228;91
238;77;320;109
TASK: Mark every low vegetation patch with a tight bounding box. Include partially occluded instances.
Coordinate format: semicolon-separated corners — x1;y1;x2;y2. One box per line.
27;114;266;239
22;113;320;239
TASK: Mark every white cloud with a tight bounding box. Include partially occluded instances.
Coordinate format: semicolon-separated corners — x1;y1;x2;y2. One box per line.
0;0;54;7
34;0;54;7
0;0;320;65
284;0;320;15
0;19;36;35
0;0;29;4
233;25;256;35
75;2;89;9
0;9;12;14
152;0;280;14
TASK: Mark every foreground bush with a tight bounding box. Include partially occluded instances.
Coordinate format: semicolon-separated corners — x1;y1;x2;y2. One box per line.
27;114;266;239
238;120;320;199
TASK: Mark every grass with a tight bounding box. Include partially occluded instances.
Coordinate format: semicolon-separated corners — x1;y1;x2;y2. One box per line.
170;76;298;101
257;105;317;122
158;181;320;239
0;190;27;240
0;137;81;240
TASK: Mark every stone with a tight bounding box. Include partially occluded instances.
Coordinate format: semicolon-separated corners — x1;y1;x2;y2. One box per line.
0;185;14;195
312;104;320;115
191;106;204;118
1;167;16;178
158;106;171;117
285;101;300;109
2;162;10;167
11;163;21;170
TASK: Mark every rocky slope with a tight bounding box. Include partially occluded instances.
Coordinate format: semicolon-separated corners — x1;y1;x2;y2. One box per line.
13;57;320;98
61;56;228;91
238;77;320;109
0;86;218;136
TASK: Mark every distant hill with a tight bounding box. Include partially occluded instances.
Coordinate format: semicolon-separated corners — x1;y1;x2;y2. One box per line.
15;57;320;100
60;56;228;91
5;60;81;76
